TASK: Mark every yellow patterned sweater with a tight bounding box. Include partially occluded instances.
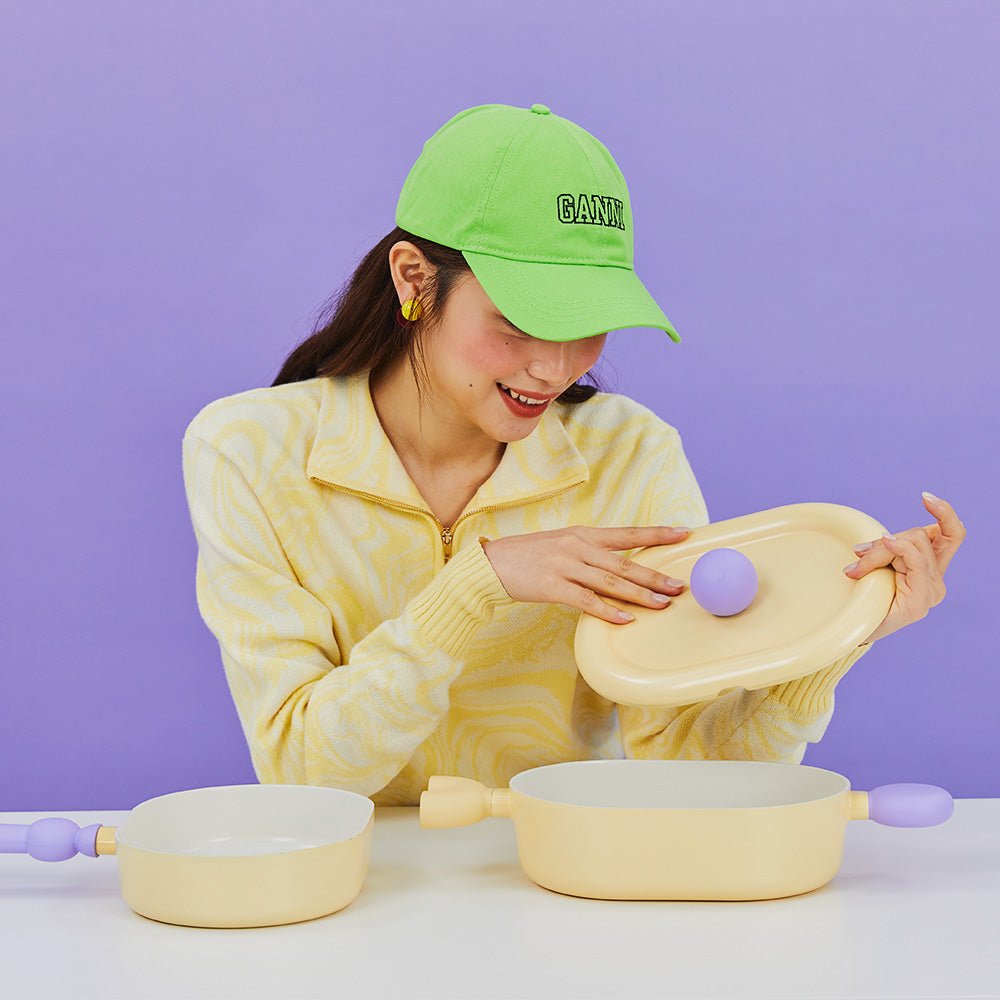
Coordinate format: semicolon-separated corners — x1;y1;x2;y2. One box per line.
182;373;866;805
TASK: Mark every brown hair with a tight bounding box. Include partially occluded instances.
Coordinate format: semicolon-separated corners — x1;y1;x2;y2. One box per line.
271;227;601;403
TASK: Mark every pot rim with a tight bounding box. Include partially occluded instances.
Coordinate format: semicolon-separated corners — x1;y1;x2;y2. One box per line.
507;760;851;811
116;784;374;857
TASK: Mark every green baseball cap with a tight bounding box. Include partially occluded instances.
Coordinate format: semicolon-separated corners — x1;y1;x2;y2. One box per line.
395;103;681;344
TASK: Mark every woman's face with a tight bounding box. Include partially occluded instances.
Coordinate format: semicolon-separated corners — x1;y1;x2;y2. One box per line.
417;273;607;445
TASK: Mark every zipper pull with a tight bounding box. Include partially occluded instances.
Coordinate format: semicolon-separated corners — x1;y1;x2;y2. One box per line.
441;525;453;559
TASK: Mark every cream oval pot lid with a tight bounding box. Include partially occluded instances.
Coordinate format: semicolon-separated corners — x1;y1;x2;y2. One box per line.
574;503;895;707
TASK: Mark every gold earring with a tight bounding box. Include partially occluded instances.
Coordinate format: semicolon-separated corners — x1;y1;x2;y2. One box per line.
397;298;423;327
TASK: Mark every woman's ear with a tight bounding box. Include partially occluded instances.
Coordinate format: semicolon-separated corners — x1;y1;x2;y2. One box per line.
389;241;434;304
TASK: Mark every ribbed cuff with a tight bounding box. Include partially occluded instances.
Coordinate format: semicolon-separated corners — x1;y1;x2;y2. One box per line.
771;644;870;717
408;539;514;658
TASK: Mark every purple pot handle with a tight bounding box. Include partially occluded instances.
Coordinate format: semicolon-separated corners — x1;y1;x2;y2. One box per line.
867;783;954;827
0;819;103;861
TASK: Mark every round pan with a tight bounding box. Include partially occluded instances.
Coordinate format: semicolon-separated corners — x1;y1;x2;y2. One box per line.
1;784;374;927
420;760;953;900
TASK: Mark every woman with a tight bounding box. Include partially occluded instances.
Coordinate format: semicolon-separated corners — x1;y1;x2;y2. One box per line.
182;104;964;804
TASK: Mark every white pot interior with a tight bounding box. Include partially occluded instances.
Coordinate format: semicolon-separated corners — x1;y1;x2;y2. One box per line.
510;760;849;809
116;784;373;856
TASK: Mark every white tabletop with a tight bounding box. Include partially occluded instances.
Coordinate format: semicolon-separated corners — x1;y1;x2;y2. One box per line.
1;801;998;1000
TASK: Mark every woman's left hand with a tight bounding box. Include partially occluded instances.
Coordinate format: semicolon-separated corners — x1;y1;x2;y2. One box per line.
844;492;966;645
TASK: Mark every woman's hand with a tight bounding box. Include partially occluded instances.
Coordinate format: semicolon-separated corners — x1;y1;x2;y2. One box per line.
482;525;691;624
844;493;965;644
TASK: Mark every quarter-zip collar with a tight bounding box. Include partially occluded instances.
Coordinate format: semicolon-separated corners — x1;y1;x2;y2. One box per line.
305;374;590;512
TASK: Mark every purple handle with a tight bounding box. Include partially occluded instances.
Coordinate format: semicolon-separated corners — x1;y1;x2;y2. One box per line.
867;783;954;827
0;819;102;861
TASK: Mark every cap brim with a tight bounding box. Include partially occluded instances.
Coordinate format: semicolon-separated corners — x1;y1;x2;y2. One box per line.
463;251;681;343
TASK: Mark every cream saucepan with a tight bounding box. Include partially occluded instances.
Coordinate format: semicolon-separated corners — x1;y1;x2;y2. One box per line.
1;784;374;927
420;760;953;901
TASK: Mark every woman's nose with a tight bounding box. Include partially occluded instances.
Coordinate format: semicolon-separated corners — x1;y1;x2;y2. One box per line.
526;344;573;384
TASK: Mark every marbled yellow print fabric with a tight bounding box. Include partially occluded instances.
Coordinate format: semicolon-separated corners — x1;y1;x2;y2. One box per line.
182;374;866;804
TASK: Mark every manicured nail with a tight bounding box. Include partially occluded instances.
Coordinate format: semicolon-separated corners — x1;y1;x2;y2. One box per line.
853;542;873;555
672;526;691;534
652;594;671;606
843;561;858;574
617;611;635;622
922;491;942;506
882;531;897;541
665;577;685;588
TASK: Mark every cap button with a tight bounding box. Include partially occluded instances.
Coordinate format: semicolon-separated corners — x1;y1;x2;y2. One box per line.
530;104;551;115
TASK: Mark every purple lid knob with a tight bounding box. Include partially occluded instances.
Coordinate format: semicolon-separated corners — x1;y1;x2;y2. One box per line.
690;548;758;617
868;783;954;828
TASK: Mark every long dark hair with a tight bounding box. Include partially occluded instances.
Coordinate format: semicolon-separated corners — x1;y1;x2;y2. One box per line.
272;227;600;403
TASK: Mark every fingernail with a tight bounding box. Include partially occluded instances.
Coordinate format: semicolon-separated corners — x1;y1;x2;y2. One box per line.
672;526;691;534
882;531;897;541
853;542;873;555
843;561;858;574
652;594;671;606
665;577;685;588
617;611;635;622
922;491;942;506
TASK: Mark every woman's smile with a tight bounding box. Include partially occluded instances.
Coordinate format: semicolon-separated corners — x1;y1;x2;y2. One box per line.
496;381;559;418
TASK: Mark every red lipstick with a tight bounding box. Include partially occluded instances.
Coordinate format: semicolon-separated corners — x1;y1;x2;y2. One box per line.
496;383;555;419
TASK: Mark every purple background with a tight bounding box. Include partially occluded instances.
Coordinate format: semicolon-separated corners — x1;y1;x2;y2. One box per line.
2;1;995;810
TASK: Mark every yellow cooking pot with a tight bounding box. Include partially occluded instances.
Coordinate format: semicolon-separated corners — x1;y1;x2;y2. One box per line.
420;760;952;901
2;784;374;927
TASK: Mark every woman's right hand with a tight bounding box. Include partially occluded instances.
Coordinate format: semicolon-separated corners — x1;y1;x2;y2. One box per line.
481;525;691;624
